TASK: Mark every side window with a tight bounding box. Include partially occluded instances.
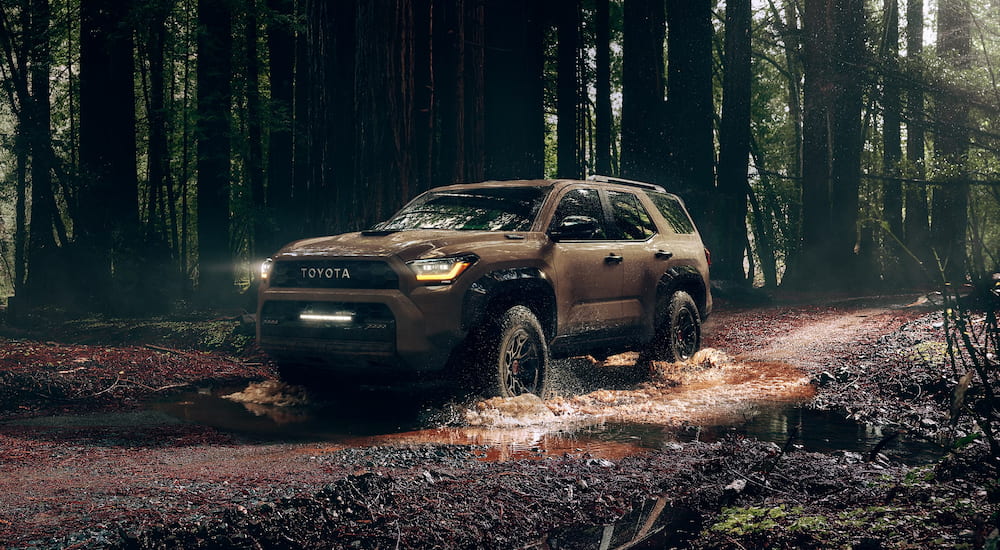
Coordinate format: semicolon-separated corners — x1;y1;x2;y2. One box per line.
608;190;656;240
648;192;696;234
548;188;607;240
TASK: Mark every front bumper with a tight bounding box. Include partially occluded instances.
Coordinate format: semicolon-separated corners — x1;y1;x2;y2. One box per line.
257;285;466;376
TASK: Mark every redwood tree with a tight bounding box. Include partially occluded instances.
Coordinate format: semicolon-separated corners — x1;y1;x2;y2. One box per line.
196;0;233;302
78;0;140;309
715;0;752;282
620;0;664;184
931;0;971;282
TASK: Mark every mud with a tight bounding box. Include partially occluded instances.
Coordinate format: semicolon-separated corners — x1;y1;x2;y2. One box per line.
0;293;997;549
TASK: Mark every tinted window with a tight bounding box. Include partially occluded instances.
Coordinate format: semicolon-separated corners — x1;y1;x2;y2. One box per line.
548;188;607;240
608;190;656;240
376;187;549;231
647;192;696;234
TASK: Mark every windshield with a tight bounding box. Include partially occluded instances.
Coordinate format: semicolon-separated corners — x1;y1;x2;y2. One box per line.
375;186;550;232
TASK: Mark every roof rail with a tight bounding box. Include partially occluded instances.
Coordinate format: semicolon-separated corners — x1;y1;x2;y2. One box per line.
586;174;666;193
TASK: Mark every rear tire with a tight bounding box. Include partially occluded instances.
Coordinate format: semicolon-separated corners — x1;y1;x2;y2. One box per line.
641;290;701;363
478;306;550;398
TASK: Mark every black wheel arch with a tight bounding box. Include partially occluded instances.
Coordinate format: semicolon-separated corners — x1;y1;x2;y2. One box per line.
656;265;709;320
462;268;557;339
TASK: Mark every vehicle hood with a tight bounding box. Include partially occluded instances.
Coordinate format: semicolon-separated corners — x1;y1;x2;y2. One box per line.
275;230;531;263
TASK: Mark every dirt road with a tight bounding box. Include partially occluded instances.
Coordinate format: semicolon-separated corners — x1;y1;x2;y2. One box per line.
1;295;993;549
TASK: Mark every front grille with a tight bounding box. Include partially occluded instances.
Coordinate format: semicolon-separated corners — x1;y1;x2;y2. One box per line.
269;260;399;289
259;301;395;350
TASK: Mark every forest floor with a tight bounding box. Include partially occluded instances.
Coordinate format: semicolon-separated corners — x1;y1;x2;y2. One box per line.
0;291;997;549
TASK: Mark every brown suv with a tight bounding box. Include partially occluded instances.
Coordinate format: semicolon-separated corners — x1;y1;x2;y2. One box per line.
257;177;711;397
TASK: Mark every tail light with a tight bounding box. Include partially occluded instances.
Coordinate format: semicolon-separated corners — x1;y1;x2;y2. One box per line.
704;248;712;267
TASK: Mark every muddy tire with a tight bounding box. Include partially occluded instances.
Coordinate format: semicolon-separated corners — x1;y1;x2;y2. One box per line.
478;306;550;398
642;291;701;363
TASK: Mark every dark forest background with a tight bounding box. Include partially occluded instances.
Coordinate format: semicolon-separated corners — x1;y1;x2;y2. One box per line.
0;0;998;314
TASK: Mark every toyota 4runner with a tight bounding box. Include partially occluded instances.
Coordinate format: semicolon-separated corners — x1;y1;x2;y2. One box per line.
257;177;712;398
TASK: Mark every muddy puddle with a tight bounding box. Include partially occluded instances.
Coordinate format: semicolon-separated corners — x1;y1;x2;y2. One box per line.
148;348;940;464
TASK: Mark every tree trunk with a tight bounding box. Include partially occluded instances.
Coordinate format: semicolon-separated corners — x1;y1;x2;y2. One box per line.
556;0;580;179
412;0;434;193
790;0;863;289
594;0;611;176
903;0;930;281
266;0;294;252
881;0;904;283
620;0;664;183
79;0;140;311
664;0;714;229
715;0;752;283
931;0;970;283
25;0;60;306
483;0;544;180
245;0;266;259
196;0;233;302
828;0;864;280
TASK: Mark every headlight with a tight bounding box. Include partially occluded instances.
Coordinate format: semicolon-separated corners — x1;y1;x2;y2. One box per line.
407;255;477;285
260;258;274;281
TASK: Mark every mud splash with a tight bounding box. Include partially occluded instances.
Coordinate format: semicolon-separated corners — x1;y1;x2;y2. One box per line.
466;348;814;428
152;348;818;460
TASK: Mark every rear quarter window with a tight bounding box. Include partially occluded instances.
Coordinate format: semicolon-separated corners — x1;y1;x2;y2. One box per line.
647;192;696;234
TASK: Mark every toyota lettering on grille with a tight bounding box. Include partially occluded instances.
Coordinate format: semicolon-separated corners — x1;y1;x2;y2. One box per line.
300;266;352;280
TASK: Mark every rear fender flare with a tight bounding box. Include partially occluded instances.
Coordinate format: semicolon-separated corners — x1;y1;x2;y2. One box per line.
655;266;708;322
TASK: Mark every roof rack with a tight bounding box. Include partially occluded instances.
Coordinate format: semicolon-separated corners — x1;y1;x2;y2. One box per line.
586;174;666;193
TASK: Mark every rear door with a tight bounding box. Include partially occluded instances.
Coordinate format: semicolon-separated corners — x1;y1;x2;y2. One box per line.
606;189;666;332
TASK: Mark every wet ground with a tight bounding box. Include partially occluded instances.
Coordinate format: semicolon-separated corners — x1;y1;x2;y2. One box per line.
0;293;994;548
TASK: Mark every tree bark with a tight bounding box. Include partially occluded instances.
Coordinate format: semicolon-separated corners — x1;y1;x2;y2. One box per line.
556;0;580;179
79;0;140;310
266;0;295;252
25;0;60;306
715;0;752;282
620;0;664;183
196;0;233;302
483;0;544;180
245;0;266;259
903;0;930;281
594;0;611;176
664;0;714;229
931;0;970;283
881;0;904;282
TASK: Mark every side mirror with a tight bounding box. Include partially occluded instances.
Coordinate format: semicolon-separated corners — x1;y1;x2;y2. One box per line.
549;215;600;241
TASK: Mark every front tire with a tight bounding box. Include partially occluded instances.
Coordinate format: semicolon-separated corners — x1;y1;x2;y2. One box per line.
643;290;701;363
479;306;550;398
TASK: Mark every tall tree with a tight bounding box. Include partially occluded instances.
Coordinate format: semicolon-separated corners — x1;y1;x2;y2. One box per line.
827;0;864;281
24;0;60;305
483;0;544;180
196;0;233;302
245;0;266;258
903;0;930;280
620;0;664;183
792;0;865;288
78;0;139;309
594;0;612;176
265;0;295;252
931;0;971;282
556;0;580;179
664;0;714;228
881;0;904;281
715;0;752;282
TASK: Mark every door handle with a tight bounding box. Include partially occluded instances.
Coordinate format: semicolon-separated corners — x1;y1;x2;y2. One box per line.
604;253;623;265
655;250;673;259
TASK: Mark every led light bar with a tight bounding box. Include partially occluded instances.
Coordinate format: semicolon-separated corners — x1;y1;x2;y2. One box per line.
299;313;354;323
